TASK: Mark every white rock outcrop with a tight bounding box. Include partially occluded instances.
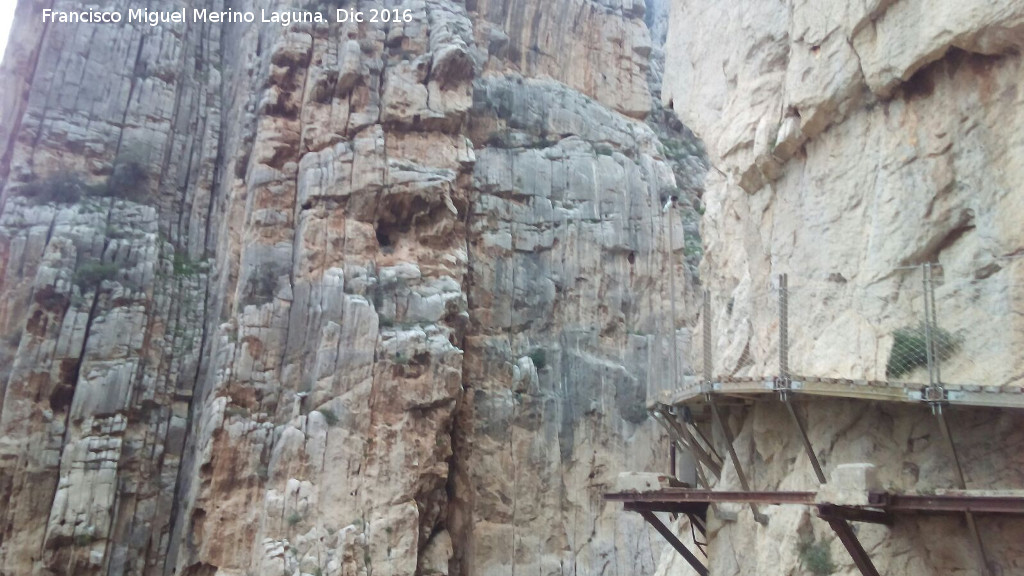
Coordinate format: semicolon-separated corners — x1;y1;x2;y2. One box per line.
661;1;1024;574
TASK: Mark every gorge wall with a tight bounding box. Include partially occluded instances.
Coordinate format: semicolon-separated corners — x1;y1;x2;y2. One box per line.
0;1;707;575
660;1;1024;575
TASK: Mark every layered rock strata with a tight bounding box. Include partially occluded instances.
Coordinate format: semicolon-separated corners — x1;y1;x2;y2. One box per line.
0;1;706;575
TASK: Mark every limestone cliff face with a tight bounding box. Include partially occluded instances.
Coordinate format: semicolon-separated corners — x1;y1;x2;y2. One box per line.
0;1;705;575
661;1;1024;575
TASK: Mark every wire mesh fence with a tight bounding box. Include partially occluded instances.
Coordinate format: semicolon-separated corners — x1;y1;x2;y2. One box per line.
661;260;1024;402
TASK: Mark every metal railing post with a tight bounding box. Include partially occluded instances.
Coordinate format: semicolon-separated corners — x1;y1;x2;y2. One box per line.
923;263;936;390
779;273;789;385
702;289;712;393
666;198;680;395
929;264;943;385
922;264;989;573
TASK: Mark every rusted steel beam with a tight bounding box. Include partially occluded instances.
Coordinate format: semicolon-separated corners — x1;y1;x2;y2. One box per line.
638;510;709;576
816;504;892;525
609;489;1024;514
870;493;1024;514
624;501;709;516
824;517;881;576
606;489;816;505
612;490;1024;575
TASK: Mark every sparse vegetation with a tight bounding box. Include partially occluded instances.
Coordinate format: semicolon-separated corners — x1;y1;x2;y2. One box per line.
173;253;202;277
886;324;960;379
15;161;150;206
527;348;548;370
798;536;836;576
73;261;120;292
241;264;284;306
316;408;339;427
659;137;704;162
74;530;99;547
684;233;703;261
17;173;90;204
7;330;23;349
224;405;250;419
105;224;130;239
99;160;150;202
287;511;303;526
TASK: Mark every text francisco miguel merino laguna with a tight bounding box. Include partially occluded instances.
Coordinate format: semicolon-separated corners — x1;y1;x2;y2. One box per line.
42;7;415;26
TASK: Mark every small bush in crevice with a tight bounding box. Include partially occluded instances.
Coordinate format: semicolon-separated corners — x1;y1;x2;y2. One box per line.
224;405;250;419
527;348;548;371
105;225;131;239
74;530;100;547
286;511;303;526
886;324;960;379
16;174;91;204
173;253;202;277
798;536;836;576
14;161;150;206
241;264;285;307
98;160;150;202
6;330;23;349
74;262;120;292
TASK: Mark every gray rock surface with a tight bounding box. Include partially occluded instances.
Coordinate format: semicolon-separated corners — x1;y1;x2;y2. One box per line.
0;1;704;575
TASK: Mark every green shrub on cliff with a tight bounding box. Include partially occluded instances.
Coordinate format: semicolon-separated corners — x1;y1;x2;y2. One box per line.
17;174;90;204
73;262;119;292
886;324;960;379
798;536;835;575
15;161;150;205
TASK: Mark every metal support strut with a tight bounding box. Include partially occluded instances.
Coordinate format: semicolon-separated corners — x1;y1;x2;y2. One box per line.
777;274;828;485
922;264;991;576
638;510;708;576
703;288;767;524
709;398;768;525
821;517;881;576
